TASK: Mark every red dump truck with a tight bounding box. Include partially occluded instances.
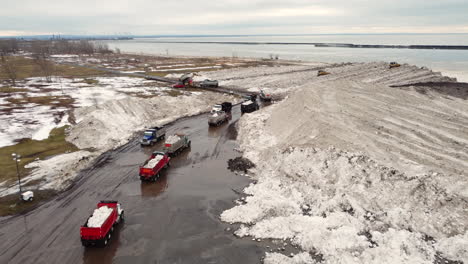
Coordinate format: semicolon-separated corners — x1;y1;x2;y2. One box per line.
139;151;170;181
80;201;124;247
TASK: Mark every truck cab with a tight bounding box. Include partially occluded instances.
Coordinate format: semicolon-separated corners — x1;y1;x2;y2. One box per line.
140;126;166;146
259;89;272;101
241;100;260;114
211;104;223;113
211;102;232;113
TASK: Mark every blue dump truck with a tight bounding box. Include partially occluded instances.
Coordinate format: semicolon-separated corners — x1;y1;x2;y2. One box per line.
140;126;166;146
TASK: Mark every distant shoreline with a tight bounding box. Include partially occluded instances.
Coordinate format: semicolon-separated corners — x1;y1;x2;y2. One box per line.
121;41;468;50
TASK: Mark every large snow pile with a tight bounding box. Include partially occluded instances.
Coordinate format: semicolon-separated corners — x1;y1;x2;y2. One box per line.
87;206;113;228
203;62;455;98
67;92;236;150
144;155;164;168
222;80;468;263
165;135;181;144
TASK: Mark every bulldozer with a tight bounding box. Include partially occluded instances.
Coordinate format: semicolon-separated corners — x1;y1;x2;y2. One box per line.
179;73;194;87
389;62;401;69
317;70;330;76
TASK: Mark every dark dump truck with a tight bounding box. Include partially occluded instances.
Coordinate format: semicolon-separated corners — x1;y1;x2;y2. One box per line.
140;126;166;146
241;100;259;114
211;102;232;113
243;94;257;102
200;79;219;88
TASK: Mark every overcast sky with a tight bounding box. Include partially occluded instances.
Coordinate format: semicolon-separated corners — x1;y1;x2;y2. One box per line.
1;0;468;36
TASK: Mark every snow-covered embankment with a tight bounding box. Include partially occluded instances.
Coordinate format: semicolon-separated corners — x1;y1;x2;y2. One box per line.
222;78;468;263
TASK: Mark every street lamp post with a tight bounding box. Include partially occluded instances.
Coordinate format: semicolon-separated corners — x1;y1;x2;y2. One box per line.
12;153;22;197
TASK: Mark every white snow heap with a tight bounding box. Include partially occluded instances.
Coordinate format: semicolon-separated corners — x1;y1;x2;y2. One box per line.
67;92;237;151
203;62;456;97
144;155;164;168
166;134;181;144
87;206;113;228
242;100;253;106
223;79;468;263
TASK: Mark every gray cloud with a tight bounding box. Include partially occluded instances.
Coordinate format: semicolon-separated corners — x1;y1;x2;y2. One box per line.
0;0;467;35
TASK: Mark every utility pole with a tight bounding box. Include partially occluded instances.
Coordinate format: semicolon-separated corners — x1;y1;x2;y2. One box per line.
12;153;22;197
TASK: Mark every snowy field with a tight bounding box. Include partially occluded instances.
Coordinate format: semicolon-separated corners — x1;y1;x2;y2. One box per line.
0;76;177;148
221;65;467;263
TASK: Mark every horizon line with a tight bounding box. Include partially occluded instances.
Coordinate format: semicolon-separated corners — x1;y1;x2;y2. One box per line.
2;32;468;38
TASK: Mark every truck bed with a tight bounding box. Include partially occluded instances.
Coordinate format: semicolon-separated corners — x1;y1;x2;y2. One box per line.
143;155;164;169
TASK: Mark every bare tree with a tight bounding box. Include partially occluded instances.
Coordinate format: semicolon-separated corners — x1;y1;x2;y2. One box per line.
0;54;19;86
33;54;54;82
0;39;19;54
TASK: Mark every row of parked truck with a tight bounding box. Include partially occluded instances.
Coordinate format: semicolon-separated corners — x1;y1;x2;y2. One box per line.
80;91;268;247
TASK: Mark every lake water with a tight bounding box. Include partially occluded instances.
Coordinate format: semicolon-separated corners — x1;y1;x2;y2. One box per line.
104;34;468;82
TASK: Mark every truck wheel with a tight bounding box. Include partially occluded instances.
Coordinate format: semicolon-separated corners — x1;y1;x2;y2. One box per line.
100;237;108;247
188;141;191;148
120;211;125;222
28;197;33;202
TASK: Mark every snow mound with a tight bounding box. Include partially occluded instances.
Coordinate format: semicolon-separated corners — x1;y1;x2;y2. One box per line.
203;62;456;98
67;92;236;150
144;155;164;168
87;206;113;228
224;79;468;263
166;135;181;144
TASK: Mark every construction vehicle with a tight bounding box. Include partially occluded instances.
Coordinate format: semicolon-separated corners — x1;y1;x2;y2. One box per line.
140;126;166;146
163;134;191;156
389;62;401;69
243;93;257;102
208;111;230;126
172;73;195;88
80;201;124;247
200;79;219;88
139;151;170;181
180;73;194;86
317;70;330;76
259;89;272;101
211;102;232;113
241;100;260;114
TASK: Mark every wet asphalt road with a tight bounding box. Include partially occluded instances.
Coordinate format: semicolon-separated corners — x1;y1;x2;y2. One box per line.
0;106;265;264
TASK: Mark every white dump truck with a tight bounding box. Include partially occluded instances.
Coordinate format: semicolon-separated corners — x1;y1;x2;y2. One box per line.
208;111;229;126
162;134;191;156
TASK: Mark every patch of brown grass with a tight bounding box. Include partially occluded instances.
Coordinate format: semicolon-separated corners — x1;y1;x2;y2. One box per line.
0;126;78;185
6;95;75;108
0;189;57;217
